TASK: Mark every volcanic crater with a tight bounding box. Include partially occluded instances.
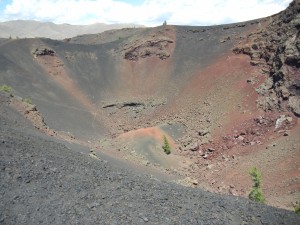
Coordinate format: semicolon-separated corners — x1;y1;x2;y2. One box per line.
1;1;300;224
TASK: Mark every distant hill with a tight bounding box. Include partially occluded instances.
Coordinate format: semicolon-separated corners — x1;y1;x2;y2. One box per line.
0;20;144;40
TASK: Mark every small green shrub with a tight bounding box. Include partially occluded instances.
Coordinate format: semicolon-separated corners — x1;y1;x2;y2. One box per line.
23;97;32;104
294;201;300;214
248;167;265;203
162;135;171;155
0;85;12;93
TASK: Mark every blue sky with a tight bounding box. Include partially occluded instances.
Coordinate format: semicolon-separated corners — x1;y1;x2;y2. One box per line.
0;0;292;26
0;0;10;11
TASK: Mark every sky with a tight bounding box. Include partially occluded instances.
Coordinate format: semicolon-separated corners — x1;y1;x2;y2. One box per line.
0;0;293;26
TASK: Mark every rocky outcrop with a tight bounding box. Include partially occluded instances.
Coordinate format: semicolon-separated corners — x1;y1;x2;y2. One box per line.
196;114;295;160
123;38;173;61
288;96;300;116
32;48;55;57
9;95;56;136
116;28;174;61
102;101;145;109
234;0;300;116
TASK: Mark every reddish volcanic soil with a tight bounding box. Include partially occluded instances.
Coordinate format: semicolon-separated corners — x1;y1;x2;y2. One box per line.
183;113;299;210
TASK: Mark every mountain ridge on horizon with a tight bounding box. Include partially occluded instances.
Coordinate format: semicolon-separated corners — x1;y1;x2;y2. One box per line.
0;19;145;40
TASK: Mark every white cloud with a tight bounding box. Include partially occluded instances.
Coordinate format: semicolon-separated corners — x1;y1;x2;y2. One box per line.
1;0;292;26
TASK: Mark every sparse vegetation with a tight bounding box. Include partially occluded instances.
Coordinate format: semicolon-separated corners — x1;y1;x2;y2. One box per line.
23;97;32;104
294;201;300;214
0;84;12;93
162;135;171;155
248;167;265;203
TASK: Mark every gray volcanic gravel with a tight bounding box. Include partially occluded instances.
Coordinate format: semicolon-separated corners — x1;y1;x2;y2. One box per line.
0;93;299;224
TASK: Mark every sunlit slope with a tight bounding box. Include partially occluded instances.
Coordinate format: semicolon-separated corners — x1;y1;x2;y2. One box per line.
0;21;261;139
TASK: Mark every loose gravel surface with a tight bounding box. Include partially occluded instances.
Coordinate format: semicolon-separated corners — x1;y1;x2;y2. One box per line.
1;93;299;224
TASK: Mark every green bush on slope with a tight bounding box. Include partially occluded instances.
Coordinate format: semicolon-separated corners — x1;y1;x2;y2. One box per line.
0;85;12;93
162;135;171;155
249;167;265;203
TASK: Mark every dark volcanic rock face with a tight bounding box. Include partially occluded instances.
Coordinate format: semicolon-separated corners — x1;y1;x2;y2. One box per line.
33;47;56;57
234;0;300;116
